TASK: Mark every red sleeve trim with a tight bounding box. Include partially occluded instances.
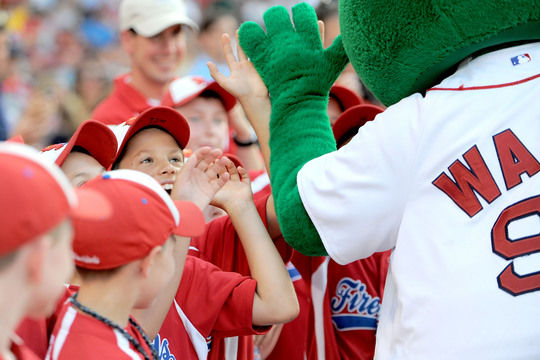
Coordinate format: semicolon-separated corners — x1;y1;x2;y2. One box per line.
427;73;540;92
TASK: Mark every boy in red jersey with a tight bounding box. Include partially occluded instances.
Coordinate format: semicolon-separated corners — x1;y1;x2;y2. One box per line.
113;106;298;359
46;169;206;360
0;142;109;360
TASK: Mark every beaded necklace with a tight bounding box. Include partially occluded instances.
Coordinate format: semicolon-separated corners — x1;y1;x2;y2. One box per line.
69;293;158;360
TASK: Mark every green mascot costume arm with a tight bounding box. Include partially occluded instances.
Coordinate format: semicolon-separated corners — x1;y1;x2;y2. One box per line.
239;0;539;256
239;3;348;255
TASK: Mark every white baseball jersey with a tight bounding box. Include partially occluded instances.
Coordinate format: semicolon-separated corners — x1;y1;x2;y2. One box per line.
297;42;540;359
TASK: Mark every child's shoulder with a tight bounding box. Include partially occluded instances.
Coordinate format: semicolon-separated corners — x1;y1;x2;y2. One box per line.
50;305;131;359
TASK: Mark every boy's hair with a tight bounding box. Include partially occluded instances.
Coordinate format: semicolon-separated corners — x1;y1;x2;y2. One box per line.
70;145;91;156
75;265;124;280
0;250;18;271
336;127;361;149
199;90;227;108
315;0;338;22
199;1;238;33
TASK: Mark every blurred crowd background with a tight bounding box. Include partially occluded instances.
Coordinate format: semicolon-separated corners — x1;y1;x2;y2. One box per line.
0;0;371;148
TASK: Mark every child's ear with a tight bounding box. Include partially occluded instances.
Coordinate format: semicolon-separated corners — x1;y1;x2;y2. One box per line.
25;236;49;284
139;246;163;278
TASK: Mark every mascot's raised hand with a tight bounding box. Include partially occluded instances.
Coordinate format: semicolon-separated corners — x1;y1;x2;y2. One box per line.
239;3;348;113
238;2;348;255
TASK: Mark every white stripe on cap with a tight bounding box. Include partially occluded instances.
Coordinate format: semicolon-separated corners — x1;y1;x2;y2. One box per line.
0;142;77;207
169;76;207;104
39;143;67;165
101;169;180;226
108;122;131;152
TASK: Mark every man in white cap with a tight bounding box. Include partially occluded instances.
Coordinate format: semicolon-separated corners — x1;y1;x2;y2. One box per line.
92;0;198;125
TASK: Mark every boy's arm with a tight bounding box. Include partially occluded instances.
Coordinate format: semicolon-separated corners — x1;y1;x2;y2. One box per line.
228;103;266;172
209;33;281;240
212;163;299;326
209;33;272;175
238;4;349;255
208;35;266;173
132;148;230;338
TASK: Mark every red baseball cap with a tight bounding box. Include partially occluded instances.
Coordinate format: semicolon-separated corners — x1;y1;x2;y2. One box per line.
0;142;112;256
7;135;24;143
329;85;364;111
114;106;191;163
332;104;384;146
222;153;244;169
162;75;237;112
40;120;118;169
72;169;205;270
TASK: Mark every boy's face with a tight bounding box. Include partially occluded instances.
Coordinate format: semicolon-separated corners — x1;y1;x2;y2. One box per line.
124;24;186;86
28;219;74;318
177;97;229;151
61;152;105;187
135;236;176;309
117;128;184;193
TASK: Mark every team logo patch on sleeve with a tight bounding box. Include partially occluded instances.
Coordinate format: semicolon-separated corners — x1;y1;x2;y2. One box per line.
330;277;381;331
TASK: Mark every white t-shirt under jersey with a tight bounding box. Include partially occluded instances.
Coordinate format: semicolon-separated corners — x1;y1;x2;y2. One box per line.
297;42;540;359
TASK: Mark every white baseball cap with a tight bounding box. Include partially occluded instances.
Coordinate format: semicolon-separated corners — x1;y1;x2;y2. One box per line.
119;0;198;37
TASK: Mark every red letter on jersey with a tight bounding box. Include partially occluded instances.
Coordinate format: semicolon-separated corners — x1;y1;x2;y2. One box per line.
492;196;540;296
433;146;501;217
493;129;540;190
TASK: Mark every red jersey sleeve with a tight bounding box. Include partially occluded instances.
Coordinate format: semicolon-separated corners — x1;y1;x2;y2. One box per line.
189;193;291;275
176;256;269;338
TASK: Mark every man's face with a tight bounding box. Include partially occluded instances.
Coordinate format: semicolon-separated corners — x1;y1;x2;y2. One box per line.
117;128;184;194
126;24;186;86
61;152;105;187
177;97;229;151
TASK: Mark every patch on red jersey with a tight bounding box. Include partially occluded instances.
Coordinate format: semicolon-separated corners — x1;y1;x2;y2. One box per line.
330;277;380;331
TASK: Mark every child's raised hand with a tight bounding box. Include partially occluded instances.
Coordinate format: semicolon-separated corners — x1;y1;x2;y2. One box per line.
171;147;230;210
208;32;269;103
210;157;253;211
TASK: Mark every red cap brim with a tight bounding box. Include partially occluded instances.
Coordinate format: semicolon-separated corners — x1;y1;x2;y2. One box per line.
222;152;244;168
332;104;384;144
7;135;24;144
163;77;237;112
55;120;118;169
172;200;205;237
330;85;364;111
72;187;113;221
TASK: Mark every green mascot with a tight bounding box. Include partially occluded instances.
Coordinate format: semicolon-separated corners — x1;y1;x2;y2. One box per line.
239;1;540;358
